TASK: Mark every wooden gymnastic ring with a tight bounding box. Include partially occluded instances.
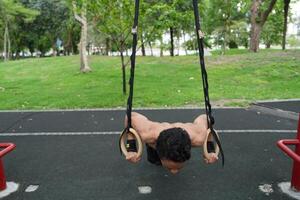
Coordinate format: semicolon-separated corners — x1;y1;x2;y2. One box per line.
120;128;143;158
203;129;220;160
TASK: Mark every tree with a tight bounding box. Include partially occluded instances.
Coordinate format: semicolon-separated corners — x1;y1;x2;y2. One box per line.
61;15;81;56
229;20;249;48
141;1;169;57
207;0;232;53
261;1;284;48
282;0;290;50
0;0;38;61
173;0;194;55
139;0;167;56
296;16;300;36
206;0;249;53
91;0;134;93
140;0;195;57
287;35;300;48
72;0;91;73
295;15;300;37
249;0;277;52
19;0;73;57
162;0;194;56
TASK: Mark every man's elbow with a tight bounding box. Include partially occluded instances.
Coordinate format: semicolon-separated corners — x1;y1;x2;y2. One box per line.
131;112;141;117
194;114;207;124
125;112;142;126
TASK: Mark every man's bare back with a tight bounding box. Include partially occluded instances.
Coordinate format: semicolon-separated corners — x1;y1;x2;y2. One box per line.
125;112;218;167
129;112;207;147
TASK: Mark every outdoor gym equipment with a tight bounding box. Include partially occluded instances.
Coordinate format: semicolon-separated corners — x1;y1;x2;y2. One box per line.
0;143;16;191
119;0;224;166
277;114;300;191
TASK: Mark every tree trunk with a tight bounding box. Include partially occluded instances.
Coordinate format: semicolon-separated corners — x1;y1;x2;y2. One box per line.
170;27;174;56
16;50;20;59
250;0;262;52
3;25;7;61
222;25;227;55
250;23;262;52
148;41;153;56
8;29;11;61
73;2;91;72
266;43;271;48
183;31;188;55
120;48;126;95
222;19;231;55
159;37;164;57
3;23;11;61
105;38;110;56
65;30;72;56
80;10;91;72
141;34;146;56
222;32;226;55
250;0;277;52
177;34;180;56
282;0;290;50
53;43;57;57
223;0;231;55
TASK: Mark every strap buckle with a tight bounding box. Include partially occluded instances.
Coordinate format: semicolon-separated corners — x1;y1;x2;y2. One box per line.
132;26;138;34
198;30;205;39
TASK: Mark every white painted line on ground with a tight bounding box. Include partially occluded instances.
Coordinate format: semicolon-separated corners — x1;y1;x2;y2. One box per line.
138;186;152;194
25;185;39;193
258;184;274;196
0;130;296;137
219;130;297;133
0;132;120;136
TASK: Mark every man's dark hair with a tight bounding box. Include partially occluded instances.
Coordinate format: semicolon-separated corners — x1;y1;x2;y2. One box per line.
156;128;191;162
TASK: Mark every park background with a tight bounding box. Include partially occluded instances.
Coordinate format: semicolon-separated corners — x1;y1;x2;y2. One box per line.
0;0;299;110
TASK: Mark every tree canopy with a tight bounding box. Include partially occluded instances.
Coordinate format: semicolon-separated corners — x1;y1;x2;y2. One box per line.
1;0;298;60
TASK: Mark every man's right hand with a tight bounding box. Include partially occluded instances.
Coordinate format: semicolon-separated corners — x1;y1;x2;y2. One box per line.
203;153;218;164
125;152;141;163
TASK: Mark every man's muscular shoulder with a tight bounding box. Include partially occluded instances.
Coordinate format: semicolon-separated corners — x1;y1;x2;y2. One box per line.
171;122;205;146
131;112;156;143
129;113;207;146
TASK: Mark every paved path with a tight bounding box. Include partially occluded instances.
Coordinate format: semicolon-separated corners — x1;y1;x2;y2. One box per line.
255;100;300;113
0;108;297;133
0;105;299;200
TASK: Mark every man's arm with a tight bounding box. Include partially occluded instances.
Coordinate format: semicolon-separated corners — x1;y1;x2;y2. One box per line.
193;115;218;164
193;114;208;129
125;112;150;138
123;112;150;163
193;115;209;143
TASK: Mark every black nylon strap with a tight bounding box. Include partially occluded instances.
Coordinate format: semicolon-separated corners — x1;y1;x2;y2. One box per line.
192;0;224;166
125;0;224;166
126;0;140;130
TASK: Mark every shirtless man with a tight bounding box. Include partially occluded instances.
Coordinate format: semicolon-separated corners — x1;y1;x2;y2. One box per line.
125;112;219;174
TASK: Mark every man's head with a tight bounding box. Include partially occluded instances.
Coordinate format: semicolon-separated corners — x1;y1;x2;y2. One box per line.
156;128;191;174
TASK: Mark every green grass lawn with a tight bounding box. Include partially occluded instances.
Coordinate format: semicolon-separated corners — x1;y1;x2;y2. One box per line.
0;49;299;110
